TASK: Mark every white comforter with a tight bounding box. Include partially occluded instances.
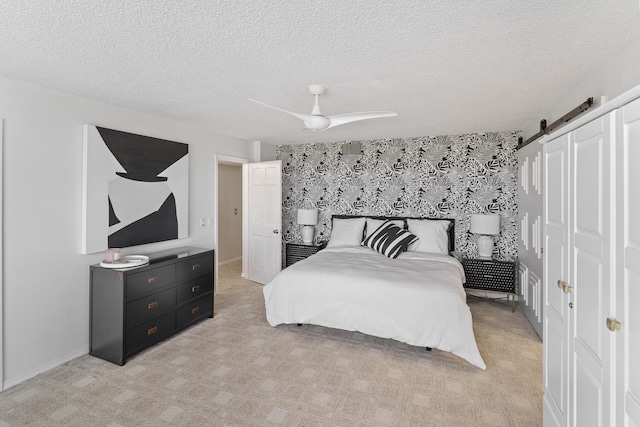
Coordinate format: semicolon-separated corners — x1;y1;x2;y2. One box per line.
263;246;486;369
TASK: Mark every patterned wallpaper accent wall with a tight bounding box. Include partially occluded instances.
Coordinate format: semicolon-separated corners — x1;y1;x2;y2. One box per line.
276;131;519;260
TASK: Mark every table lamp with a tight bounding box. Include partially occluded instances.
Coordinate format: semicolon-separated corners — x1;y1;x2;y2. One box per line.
297;208;318;244
470;214;500;258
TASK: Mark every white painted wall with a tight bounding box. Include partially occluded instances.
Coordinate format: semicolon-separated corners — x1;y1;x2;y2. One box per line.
0;75;254;389
517;141;544;338
259;141;276;161
217;164;243;263
523;36;640;137
252;140;277;162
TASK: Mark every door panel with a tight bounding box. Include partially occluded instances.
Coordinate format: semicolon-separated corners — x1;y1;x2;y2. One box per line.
544;135;570;427
546;238;567;319
620;98;640;427
575;357;601;427
570;115;612;427
546;306;566;420
574;250;602;356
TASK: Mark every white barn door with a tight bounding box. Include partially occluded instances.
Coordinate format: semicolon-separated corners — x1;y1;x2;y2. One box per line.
543;134;571;427
544;94;640;427
246;161;282;284
617;98;640;427
569;114;613;427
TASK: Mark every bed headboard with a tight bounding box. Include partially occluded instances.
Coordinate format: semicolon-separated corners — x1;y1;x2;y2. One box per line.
332;215;456;253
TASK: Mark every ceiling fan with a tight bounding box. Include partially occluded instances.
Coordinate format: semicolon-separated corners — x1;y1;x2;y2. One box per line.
250;85;397;131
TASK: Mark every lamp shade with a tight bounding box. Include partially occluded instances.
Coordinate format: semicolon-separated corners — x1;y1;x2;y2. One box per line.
470;214;500;235
297;209;318;226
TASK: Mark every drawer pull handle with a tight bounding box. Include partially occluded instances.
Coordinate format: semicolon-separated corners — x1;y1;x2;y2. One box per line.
191;307;200;315
191;285;200;293
148;276;158;284
483;275;494;278
147;326;158;335
192;264;200;271
148;301;158;310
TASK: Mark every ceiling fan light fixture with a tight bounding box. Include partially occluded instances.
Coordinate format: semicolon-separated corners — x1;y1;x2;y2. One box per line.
304;115;330;130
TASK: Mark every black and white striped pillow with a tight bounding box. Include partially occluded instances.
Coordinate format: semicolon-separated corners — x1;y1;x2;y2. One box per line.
362;220;419;258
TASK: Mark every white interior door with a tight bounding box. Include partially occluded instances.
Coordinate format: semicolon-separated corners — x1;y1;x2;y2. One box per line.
543;134;570;427
618;98;640;427
246;161;282;284
570;114;613;427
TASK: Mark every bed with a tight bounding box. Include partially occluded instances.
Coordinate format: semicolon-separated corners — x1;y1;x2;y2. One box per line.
262;215;486;369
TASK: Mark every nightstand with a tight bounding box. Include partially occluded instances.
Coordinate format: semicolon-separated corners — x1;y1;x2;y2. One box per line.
462;258;518;312
285;242;325;267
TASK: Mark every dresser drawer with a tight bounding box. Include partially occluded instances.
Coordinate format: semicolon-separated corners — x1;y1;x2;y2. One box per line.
126;264;177;300
177;253;213;282
126;287;176;328
176;274;213;305
126;311;176;355
177;295;213;329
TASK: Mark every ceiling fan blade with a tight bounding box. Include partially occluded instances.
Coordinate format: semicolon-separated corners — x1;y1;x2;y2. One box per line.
249;98;311;121
325;111;397;130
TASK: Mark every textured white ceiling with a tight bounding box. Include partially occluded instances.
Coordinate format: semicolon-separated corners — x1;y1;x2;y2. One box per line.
1;1;639;145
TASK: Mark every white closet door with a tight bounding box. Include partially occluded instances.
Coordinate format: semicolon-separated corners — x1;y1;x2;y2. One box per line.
570;114;614;427
543;134;571;427
618;98;640;427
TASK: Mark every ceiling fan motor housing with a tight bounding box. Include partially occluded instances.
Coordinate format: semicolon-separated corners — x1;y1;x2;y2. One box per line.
308;84;326;95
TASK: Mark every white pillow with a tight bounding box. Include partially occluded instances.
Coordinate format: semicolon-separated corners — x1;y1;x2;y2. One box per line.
406;219;451;254
364;218;405;240
326;217;367;247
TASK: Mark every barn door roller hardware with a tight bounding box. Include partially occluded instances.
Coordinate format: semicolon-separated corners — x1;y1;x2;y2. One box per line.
518;97;594;149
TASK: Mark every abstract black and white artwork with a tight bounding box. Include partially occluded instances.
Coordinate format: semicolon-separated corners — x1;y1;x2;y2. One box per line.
276;132;518;260
82;125;189;254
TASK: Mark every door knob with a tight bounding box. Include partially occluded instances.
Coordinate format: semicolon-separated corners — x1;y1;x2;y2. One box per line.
272;229;280;234
606;318;622;332
557;280;573;294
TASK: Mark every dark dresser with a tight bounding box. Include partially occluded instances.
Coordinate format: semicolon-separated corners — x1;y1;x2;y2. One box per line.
90;246;214;365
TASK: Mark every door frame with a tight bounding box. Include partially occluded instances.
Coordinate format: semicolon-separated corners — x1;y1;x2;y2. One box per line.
214;154;249;293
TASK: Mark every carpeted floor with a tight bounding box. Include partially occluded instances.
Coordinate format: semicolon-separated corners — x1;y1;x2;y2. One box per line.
0;260;542;426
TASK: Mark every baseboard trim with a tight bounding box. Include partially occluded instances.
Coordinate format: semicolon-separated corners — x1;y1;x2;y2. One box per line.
3;346;89;391
218;256;242;266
